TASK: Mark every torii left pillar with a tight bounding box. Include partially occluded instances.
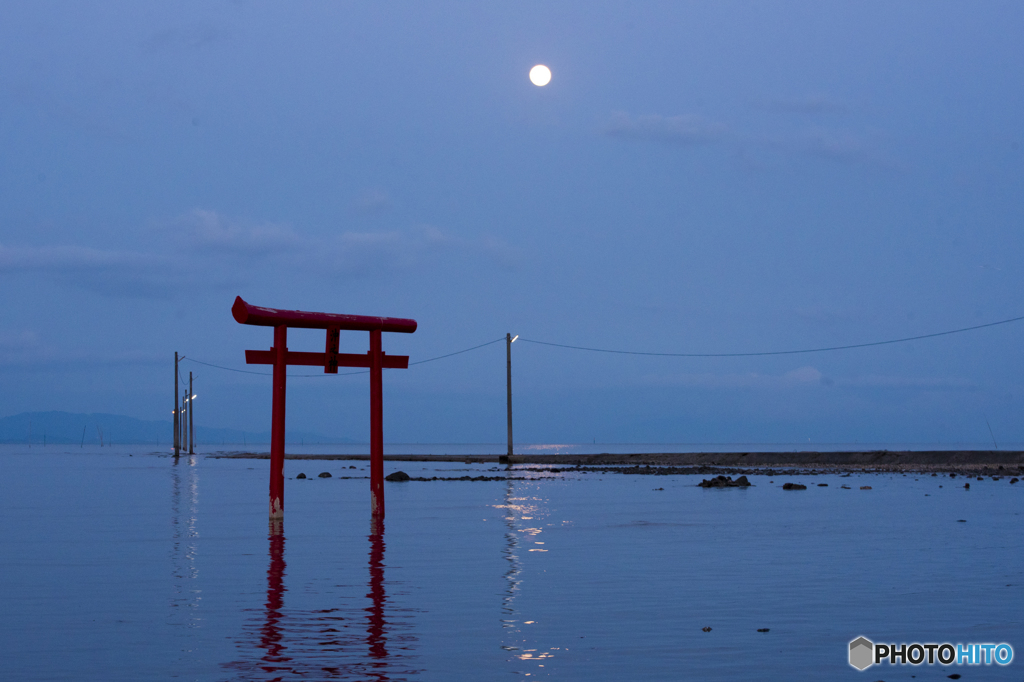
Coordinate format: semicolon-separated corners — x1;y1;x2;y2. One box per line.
233;296;417;520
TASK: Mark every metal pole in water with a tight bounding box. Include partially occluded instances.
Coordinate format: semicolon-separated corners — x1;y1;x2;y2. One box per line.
188;372;194;455
174;352;180;457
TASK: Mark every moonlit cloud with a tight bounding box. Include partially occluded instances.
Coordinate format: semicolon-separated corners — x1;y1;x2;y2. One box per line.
172;209;304;256
604;112;729;144
601;111;887;167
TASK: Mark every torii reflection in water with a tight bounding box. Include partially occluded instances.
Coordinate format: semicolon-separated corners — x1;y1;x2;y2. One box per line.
223;519;419;681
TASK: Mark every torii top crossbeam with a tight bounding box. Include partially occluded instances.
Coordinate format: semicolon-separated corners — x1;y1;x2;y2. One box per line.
232;297;417;334
233;297;416;519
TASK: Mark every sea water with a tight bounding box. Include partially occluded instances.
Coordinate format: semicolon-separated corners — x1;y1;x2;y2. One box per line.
1;445;1021;680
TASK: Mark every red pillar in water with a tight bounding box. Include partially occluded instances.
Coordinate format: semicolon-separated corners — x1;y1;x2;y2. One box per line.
369;329;384;518
270;325;288;518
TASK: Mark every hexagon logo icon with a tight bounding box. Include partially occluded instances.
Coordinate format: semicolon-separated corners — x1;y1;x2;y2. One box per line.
849;636;874;670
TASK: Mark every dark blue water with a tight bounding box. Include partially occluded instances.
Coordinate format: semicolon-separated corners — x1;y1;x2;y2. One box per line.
2;445;1021;680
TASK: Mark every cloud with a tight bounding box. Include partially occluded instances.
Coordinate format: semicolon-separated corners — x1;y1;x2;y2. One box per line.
353;189;392;214
842;375;975;390
0;209;521;298
0;328;164;368
756;94;848;114
0;243;153;270
601;110;889;167
643;366;974;392
0;242;185;297
142;24;231;51
644;366;831;389
800;127;868;162
171;209;304;256
604;112;728;145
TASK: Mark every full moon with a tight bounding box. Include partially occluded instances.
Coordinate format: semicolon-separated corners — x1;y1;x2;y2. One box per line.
529;64;552;86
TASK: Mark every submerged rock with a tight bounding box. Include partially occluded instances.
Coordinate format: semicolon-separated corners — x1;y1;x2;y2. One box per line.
385;471;410;482
318;472;332;478
782;482;807;490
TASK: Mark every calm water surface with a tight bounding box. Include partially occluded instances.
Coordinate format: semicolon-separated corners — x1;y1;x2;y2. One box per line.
2;445;1021;680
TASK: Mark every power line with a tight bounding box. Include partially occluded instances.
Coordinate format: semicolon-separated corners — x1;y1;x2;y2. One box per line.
182;337;505;377
520;314;1024;358
178;313;1024;376
183;357;367;377
410;337;504;365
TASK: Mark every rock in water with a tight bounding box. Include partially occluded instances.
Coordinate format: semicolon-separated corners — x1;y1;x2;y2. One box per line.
296;473;307;479
318;472;332;478
386;471;411;482
698;475;751;488
782;482;807;490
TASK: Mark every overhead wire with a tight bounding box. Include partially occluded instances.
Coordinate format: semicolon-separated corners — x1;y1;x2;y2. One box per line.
519;314;1024;358
178;314;1024;376
182;337;505;377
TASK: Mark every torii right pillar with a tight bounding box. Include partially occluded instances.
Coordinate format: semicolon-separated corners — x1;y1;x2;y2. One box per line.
233;296;416;520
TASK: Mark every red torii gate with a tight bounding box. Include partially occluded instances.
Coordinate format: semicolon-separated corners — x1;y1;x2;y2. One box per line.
232;296;417;519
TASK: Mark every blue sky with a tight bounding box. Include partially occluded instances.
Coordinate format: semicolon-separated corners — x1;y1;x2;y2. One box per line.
1;1;1023;444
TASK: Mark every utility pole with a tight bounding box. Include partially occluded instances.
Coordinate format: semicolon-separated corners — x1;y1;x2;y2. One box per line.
174;352;180;457
182;396;187;453
506;333;517;457
188;372;194;455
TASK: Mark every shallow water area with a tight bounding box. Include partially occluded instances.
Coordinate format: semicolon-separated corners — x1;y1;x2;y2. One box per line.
2;445;1022;680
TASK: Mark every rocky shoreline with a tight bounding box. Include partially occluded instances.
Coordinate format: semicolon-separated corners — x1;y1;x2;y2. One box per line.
209;450;1024;477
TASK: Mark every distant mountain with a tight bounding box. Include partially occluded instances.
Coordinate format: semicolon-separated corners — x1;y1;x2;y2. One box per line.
0;411;361;445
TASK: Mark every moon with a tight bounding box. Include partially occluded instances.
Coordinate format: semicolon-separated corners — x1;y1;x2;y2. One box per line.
529;64;552;86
